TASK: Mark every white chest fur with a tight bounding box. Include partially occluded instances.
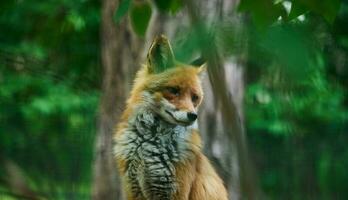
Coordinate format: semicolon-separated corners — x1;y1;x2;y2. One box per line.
114;109;196;200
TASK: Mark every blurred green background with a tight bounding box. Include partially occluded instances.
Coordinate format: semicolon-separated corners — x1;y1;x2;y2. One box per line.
0;0;348;199
0;1;100;199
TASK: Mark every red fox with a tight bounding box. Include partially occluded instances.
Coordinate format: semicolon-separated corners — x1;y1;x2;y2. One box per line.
114;35;228;200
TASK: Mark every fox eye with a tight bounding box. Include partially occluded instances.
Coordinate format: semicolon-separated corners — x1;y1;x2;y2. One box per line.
166;86;180;96
192;94;199;103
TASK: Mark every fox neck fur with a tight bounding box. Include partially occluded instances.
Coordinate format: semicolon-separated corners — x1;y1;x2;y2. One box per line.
115;107;199;200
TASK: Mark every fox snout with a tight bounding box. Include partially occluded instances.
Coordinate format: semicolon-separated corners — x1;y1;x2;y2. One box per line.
187;112;198;121
164;109;198;126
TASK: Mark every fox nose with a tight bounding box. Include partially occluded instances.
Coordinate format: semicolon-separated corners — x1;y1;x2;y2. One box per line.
187;112;198;122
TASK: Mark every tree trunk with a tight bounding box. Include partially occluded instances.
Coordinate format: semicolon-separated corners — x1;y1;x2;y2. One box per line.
186;0;261;199
91;0;144;199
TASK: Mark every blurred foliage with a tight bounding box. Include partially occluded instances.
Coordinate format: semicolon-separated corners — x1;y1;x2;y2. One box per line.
240;0;348;199
0;0;348;199
115;0;183;37
130;1;152;37
0;0;100;199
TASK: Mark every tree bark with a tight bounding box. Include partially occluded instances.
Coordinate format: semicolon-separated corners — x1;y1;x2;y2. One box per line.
91;0;144;199
186;0;261;199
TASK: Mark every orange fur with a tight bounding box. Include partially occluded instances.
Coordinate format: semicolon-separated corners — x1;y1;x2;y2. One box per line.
114;36;228;200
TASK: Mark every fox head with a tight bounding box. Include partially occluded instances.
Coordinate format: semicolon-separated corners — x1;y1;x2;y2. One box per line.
128;35;205;126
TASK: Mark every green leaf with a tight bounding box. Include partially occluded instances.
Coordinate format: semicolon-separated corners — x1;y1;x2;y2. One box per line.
169;0;183;14
154;0;183;14
154;0;172;12
288;1;308;20
259;25;313;79
239;0;285;27
130;1;152;37
113;0;132;24
295;0;341;23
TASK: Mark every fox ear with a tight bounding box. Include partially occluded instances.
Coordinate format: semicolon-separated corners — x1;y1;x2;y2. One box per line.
147;35;175;73
197;63;207;74
190;57;206;75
